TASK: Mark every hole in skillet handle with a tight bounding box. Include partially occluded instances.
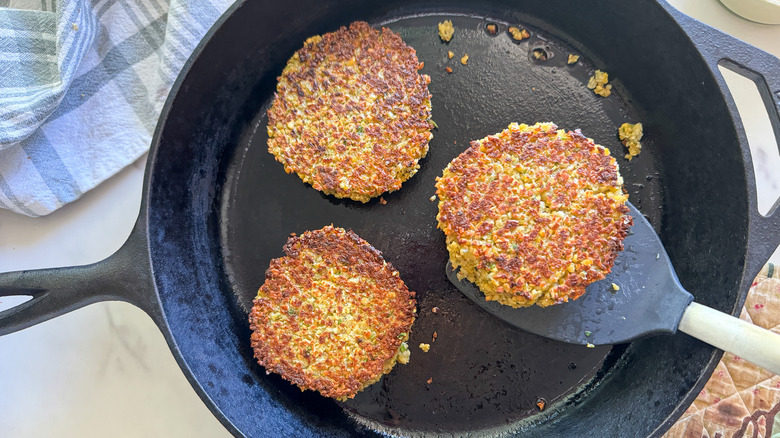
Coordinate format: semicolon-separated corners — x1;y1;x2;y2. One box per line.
445;202;694;347
0;295;34;313
717;63;780;218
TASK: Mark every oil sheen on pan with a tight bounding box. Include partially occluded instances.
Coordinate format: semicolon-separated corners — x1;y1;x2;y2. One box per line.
220;14;661;435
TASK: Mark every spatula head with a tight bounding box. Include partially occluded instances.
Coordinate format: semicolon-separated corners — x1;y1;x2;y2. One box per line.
446;202;694;345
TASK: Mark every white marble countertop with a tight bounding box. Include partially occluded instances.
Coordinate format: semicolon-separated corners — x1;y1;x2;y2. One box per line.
1;1;779;437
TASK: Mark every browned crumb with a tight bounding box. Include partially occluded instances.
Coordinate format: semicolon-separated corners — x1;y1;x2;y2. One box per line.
438;20;454;42
427;377;433;384
460;54;469;65
508;26;530;41
532;49;547;61
486;23;498;35
447;50;454;59
587;70;612;97
431;307;439;313
567;54;580;64
432;331;438;342
618;122;643;161
536;399;546;410
249;226;416;400
445;66;453;74
379;197;387;205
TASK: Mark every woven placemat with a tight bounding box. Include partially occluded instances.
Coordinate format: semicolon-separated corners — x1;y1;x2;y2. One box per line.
664;263;780;438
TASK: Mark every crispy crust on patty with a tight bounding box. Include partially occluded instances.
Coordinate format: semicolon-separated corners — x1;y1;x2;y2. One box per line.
267;21;433;202
249;226;416;400
435;122;632;308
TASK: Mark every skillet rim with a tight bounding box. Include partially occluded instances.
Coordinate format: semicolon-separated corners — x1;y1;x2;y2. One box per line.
141;1;771;436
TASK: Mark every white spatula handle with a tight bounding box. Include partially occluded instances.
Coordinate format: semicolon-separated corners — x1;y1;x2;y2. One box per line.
678;301;780;375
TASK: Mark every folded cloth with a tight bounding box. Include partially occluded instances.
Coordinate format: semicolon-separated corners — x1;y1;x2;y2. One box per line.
665;263;780;438
0;0;234;216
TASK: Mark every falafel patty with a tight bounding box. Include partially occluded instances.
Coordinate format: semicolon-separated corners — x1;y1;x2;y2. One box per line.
435;122;632;308
249;226;416;400
267;21;434;202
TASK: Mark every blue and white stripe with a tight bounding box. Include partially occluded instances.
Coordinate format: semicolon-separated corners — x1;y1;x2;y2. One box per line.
0;0;234;216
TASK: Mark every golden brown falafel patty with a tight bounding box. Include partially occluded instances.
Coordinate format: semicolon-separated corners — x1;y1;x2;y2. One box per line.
267;21;433;202
249;226;416;400
435;122;632;308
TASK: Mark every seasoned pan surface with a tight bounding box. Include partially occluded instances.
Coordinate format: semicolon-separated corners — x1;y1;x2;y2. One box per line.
3;1;778;436
220;14;661;435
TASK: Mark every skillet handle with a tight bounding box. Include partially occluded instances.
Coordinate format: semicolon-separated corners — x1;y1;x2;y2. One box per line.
665;5;780;264
665;3;780;155
706;36;780;259
678;301;780;375
0;221;159;337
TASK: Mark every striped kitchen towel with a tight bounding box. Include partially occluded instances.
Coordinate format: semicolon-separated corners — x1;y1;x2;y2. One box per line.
0;0;235;217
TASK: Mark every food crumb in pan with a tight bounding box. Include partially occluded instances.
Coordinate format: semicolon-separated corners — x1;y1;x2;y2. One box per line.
379;197;387;205
432;331;438;342
619;122;644;160
448;50;454;59
508;26;530;41
419;343;431;352
431;306;439;313
587;69;612;97
426;377;433;385
532;48;548;61
486;23;498;35
586;343;595;348
430;195;436;201
536;398;547;410
584;330;592;337
438;20;454;42
446;66;453;74
460;54;469;65
567;54;580;64
249;226;416;401
612;283;620;291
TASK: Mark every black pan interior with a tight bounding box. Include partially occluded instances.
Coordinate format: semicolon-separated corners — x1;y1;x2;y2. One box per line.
222;13;660;435
146;1;750;436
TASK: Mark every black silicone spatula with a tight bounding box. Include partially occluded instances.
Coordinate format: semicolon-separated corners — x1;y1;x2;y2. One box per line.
447;202;780;374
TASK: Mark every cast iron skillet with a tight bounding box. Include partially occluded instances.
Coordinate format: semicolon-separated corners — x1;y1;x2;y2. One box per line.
2;0;780;436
